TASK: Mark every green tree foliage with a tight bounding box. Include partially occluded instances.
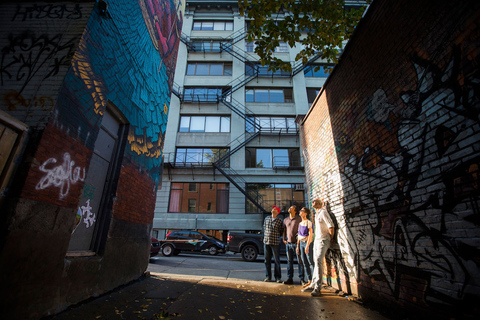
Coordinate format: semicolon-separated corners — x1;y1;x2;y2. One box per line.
239;0;370;71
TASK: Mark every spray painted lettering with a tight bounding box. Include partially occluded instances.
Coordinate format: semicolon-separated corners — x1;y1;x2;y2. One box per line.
4;90;54;112
12;4;83;21
36;153;85;199
0;32;77;94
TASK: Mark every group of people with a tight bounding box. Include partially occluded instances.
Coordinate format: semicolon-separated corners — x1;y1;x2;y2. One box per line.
263;199;334;297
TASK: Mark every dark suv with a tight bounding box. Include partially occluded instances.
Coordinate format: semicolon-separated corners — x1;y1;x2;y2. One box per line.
160;230;226;256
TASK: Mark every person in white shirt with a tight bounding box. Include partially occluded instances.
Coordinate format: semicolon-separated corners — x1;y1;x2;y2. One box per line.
302;199;334;297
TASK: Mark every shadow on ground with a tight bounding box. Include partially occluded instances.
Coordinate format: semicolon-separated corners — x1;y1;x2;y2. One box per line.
45;274;389;320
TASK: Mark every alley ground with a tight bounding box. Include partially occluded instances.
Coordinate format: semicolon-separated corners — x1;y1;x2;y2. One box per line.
46;253;392;320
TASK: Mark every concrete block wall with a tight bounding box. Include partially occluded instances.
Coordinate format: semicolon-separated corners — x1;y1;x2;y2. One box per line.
300;0;480;318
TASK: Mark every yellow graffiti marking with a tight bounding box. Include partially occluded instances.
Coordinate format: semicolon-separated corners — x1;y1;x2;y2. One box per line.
128;130;163;159
71;36;107;116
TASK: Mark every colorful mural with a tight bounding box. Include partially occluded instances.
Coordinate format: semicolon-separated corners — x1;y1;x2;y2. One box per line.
57;0;183;182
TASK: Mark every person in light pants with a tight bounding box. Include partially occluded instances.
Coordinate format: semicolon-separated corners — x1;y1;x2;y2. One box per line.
302;199;334;297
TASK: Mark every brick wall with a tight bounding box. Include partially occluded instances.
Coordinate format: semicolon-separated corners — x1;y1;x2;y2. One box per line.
113;161;156;225
20;124;92;208
300;0;480;318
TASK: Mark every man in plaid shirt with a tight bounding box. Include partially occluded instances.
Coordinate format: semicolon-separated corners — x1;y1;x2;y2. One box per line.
263;205;284;282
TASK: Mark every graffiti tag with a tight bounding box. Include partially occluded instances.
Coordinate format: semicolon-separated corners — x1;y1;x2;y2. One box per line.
72;199;96;234
12;4;83;21
36;152;85;199
0;32;77;94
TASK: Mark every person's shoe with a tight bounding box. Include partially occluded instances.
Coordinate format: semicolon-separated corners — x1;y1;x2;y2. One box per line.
264;278;273;282
301;286;314;292
302;281;312;288
283;278;294;285
311;289;322;296
276;279;282;283
301;280;307;286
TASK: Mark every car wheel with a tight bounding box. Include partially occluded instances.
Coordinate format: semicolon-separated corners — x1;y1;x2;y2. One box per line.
162;244;174;257
241;245;258;262
208;246;218;255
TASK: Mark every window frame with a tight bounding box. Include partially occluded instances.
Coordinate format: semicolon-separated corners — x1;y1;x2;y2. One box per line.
186;62;233;76
179;116;231;133
304;64;333;78
193;21;233;31
191;40;231;53
245;88;294;103
245;147;301;168
306;88;322;103
188;199;197;212
246;116;297;134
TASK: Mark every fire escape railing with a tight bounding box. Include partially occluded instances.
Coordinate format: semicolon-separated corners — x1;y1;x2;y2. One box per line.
228;27;248;44
291;53;322;77
171;29;316;214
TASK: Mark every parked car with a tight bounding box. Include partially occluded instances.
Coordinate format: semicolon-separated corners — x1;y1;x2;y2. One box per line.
150;237;161;257
227;232;286;262
159;230;226;256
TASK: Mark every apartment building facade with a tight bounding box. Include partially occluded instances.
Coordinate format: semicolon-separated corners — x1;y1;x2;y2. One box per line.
153;0;330;240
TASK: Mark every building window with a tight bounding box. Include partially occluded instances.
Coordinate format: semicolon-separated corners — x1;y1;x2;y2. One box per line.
68;105;128;253
183;87;231;103
275;42;288;52
306;88;322;103
246;183;305;214
187;62;232;76
191;40;231;52
168;183;229;213
193;21;233;31
189;183;197;192
304;65;333;78
246;64;290;77
188;199;197;212
245;41;288;53
245;88;293;103
179;116;230;133
175;148;229;167
246;116;297;133
245;148;300;168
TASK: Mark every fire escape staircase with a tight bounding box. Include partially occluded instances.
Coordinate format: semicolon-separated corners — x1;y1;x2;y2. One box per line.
171;29;318;213
212;117;267;213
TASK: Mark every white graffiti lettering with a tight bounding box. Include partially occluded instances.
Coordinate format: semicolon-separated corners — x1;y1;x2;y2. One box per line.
71;199;96;234
36;152;85;199
81;199;96;228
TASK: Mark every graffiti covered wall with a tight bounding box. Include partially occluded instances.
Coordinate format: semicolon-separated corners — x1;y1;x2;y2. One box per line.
0;1;183;319
300;0;480;318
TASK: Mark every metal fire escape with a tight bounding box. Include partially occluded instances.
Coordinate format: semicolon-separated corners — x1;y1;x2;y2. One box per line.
171;28;314;213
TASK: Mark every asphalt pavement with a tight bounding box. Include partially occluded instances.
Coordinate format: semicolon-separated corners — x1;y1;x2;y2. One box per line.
45;252;391;320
